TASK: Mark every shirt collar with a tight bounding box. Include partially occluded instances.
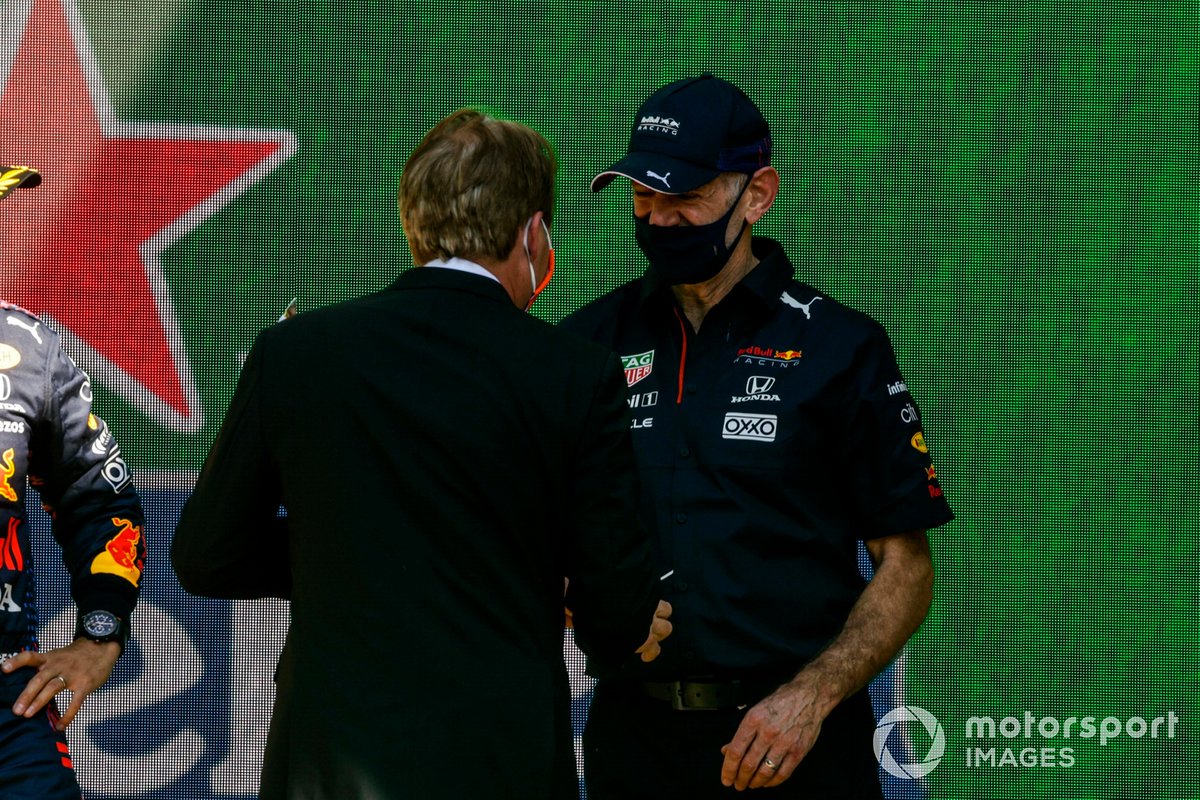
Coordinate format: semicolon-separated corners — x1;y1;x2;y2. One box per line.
739;238;796;307
423;257;502;285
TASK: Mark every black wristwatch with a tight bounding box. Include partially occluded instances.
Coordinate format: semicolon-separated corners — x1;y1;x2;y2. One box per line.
74;610;129;652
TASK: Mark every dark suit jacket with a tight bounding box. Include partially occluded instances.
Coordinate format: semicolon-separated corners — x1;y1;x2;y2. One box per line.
172;267;659;800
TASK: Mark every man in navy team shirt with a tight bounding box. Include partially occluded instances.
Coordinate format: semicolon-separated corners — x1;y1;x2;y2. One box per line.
561;75;954;799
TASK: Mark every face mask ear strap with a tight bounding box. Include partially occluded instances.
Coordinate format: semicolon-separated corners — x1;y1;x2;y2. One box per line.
524;216;555;311
523;217;537;298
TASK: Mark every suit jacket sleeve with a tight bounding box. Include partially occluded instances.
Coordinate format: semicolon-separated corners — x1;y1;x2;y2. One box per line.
172;331;290;599
563;350;659;670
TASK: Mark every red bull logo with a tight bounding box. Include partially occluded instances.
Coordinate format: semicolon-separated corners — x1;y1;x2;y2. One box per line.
0;518;23;572
735;345;803;367
0;448;16;502
90;517;143;586
926;465;937;481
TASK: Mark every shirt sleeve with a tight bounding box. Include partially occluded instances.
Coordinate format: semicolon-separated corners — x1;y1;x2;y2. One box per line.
29;342;145;621
836;323;954;539
171;331;290;599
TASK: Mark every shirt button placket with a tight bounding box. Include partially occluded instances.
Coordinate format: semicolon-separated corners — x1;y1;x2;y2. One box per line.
670;378;697;637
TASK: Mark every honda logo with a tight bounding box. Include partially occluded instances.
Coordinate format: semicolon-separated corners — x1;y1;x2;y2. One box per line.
746;376;775;395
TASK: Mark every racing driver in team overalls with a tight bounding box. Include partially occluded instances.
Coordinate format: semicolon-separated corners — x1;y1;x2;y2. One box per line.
0;165;146;798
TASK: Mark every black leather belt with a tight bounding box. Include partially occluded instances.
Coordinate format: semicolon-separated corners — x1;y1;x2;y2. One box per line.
641;679;753;711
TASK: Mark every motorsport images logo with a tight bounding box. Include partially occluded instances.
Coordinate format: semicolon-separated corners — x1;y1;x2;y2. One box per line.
874;706;1183;778
874;706;945;779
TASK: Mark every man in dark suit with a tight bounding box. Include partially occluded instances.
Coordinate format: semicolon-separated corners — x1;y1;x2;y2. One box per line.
172;109;670;800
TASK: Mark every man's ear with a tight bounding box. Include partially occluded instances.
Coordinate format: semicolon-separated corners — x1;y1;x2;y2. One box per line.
744;167;780;224
527;210;549;259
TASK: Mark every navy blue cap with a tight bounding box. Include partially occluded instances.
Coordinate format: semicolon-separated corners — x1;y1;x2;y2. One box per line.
592;74;771;194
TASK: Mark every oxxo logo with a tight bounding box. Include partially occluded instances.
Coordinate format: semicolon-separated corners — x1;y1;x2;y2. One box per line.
722;412;777;442
874;705;945;779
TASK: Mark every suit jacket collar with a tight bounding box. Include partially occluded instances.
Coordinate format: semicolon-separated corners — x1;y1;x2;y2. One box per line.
389;265;516;308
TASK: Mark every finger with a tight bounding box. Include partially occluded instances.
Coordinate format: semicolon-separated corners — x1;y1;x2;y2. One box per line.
763;753;799;788
656;600;672;619
720;727;758;787
748;752;783;789
1;651;45;673
651;617;672;641
15;673;61;718
729;721;781;791
57;690;86;731
734;742;772;790
637;641;660;662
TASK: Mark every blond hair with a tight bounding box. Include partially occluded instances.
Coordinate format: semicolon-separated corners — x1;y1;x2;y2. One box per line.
400;109;556;265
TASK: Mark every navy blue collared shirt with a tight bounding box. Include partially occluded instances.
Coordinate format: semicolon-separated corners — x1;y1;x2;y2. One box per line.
561;238;954;681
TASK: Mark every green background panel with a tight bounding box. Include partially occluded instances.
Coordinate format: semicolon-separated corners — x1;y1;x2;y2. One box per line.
9;1;1200;796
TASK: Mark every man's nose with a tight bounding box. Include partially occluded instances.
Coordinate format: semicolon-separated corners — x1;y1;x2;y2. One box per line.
646;197;679;227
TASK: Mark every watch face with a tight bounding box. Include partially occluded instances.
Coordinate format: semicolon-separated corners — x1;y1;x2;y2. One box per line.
83;610;118;638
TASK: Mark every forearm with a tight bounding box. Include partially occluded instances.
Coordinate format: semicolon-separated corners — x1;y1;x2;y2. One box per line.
789;532;934;715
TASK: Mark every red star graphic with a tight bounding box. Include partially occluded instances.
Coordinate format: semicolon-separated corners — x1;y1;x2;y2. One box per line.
0;0;294;432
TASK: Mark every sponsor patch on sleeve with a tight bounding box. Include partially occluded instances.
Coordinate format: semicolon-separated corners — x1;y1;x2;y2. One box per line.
89;517;143;586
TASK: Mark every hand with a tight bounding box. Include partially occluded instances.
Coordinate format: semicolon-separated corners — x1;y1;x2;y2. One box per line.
1;638;121;730
634;600;672;662
719;677;830;790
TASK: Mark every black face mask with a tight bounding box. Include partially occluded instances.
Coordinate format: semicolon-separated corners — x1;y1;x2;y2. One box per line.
634;181;750;286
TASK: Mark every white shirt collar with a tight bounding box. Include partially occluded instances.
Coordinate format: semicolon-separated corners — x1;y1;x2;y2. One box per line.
423;257;501;285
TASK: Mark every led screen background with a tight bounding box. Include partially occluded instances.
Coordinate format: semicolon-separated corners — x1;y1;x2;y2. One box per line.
1;0;1196;797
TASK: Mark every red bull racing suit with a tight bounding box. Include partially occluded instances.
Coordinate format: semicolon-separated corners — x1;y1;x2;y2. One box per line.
0;301;145;796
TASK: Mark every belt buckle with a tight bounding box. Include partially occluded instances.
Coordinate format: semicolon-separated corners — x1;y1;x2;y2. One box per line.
669;679;719;712
668;680;688;711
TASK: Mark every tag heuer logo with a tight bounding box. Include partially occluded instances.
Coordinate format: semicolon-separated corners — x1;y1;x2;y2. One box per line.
621;350;654;387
